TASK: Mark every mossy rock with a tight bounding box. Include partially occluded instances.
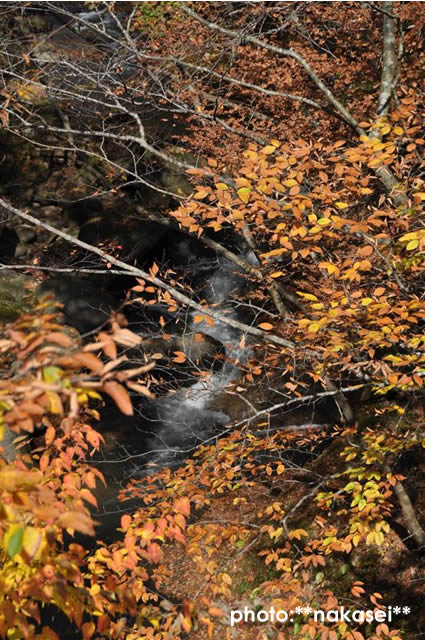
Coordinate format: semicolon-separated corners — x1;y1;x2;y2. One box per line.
0;273;37;323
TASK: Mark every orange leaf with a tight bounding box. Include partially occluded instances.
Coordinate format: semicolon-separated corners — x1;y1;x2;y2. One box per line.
174;497;190;517
45;425;56;446
173;351;187;363
120;514;132;531
208;607;225;617
357;245;374;257
259;323;273;331
82;622;95;640
373;287;385;297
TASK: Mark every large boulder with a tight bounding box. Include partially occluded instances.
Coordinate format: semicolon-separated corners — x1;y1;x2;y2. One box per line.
36;275;120;334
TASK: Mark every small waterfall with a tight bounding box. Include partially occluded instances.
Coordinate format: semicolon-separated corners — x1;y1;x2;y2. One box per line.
92;253;256;529
142;254;255;468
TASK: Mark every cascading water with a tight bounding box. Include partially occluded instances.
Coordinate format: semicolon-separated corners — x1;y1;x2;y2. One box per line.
92;252;257;534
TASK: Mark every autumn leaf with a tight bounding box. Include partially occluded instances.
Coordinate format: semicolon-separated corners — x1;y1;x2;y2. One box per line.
103;381;133;415
57;512;95;536
173;351;187;363
237;186;251;203
73;352;104;375
22;527;43;560
42;366;62;384
174;497;190;517
5;525;24;558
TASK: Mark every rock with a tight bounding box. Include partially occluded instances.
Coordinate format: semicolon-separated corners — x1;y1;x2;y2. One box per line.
16;225;36;244
36;275;120;334
42;205;62;218
0;272;36;322
0;227;19;260
14;243;27;258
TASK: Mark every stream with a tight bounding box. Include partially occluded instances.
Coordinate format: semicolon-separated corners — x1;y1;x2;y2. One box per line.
91;251;259;537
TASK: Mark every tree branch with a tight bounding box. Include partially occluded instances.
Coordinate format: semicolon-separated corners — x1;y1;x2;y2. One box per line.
376;1;396;117
0;198;295;350
181;4;362;134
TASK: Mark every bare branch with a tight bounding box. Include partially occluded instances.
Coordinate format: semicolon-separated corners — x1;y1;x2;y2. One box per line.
0;197;295;350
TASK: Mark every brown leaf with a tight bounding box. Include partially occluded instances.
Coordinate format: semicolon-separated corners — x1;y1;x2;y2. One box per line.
126;382;154;397
73;353;104;375
115;362;155;380
44;332;74;348
111;328;142;347
103;381;133;416
97;332;117;359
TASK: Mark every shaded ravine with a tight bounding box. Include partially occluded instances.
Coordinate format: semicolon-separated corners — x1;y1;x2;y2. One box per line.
92;253;258;536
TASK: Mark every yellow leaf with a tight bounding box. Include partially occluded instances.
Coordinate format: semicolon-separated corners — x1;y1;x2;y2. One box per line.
22;527;43;560
319;261;339;275
308;323;320;333
335;202;348;209
234;177;251;187
297;292;318;301
215;183;228;191
237;187;251;204
270;139;281;147
413;192;425;201
47;392;63;415
42;366;62;384
261;145;276;155
317;217;331;226
393;126;404;135
381;124;391;135
406;239;419;251
270;271;283;278
221;573;232;585
361;298;374;306
400;231;420;241
194;190;209;200
57;511;95;536
375;530;384;546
